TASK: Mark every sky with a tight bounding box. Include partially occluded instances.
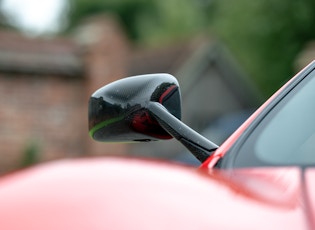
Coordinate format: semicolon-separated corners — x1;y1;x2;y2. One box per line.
1;0;66;35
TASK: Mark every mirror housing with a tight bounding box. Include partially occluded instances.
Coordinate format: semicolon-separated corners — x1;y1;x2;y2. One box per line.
89;74;181;142
88;73;218;162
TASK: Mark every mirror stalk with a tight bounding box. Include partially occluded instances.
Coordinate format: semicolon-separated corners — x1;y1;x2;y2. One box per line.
148;102;218;162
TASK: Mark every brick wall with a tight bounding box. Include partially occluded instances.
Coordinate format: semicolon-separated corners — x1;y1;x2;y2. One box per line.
76;15;131;157
0;15;130;174
0;74;86;173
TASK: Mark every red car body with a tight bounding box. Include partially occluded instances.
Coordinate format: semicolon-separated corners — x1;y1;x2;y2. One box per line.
0;158;312;230
0;62;315;229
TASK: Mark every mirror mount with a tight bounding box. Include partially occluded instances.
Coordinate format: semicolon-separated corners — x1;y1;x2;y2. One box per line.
147;102;218;162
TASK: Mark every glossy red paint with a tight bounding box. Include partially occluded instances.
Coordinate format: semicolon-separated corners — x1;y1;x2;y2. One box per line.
305;169;315;227
158;84;178;104
0;158;309;230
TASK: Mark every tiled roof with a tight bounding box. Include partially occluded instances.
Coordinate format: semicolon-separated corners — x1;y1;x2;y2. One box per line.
0;30;83;77
128;37;209;76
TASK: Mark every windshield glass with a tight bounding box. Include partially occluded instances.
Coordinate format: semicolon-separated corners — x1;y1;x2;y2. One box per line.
235;69;315;166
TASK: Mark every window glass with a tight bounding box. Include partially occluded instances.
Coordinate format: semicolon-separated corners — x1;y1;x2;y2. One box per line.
236;70;315;166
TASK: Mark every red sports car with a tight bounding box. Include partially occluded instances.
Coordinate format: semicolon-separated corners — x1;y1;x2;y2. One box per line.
1;61;315;229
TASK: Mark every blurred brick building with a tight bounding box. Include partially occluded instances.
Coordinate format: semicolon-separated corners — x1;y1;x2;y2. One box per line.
0;15;130;174
0;15;262;174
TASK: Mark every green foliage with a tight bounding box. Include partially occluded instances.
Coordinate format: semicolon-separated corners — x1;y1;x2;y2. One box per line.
65;0;315;96
66;0;209;45
211;0;315;97
21;141;40;168
0;0;13;29
67;0;157;41
2;0;313;97
135;0;208;45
